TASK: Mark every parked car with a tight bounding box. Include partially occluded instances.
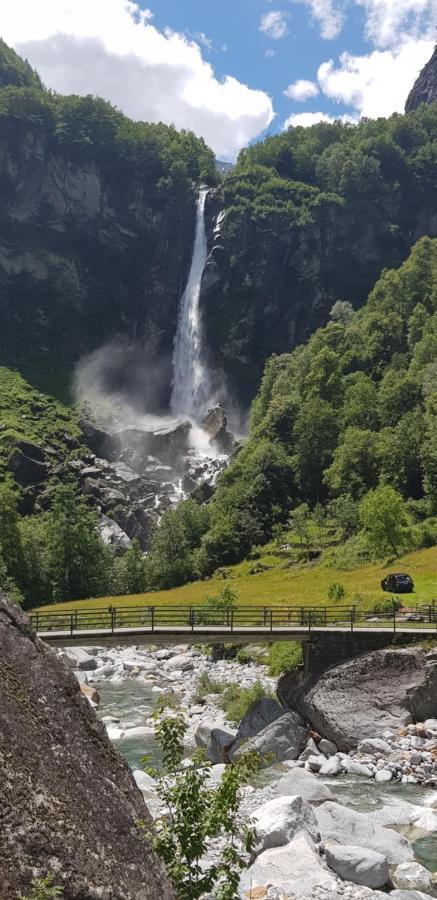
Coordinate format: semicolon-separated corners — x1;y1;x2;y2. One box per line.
381;572;414;593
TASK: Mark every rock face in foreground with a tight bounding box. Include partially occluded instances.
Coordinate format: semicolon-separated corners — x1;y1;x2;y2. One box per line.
405;46;437;112
278;646;437;751
0;594;174;900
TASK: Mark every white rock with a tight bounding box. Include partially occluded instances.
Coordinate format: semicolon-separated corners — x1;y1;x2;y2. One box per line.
229;711;306;764
389;892;436;900
122;726;154;739
357;738;392;755
424;718;437;738
342;758;373;777
325;844;389;889
392;861;433;892
106;726;125;741
165;655;194;672
375;769;393;783
275;767;335;803
306;755;325;773
300;737;321;761
239;831;337;897
319;756;343;777
251;795;320;853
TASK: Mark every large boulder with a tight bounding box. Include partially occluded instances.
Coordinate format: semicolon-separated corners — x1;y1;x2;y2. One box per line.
251;795;320;853
391;862;434;893
0;593;174;900
236;697;284;740
239;831;337;897
8;449;49;485
279;647;437;751
325;844;389;889
229;711;306;764
315;802;414;864
195;723;237;763
275;767;335;803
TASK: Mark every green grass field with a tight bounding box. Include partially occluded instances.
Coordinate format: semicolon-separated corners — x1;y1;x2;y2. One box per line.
38;544;437;613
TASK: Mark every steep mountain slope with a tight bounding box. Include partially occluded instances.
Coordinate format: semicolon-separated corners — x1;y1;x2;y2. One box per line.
406;46;437;112
202;110;437;404
0;42;216;410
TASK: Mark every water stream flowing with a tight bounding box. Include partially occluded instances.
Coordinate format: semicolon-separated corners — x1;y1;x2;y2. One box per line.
171;187;211;421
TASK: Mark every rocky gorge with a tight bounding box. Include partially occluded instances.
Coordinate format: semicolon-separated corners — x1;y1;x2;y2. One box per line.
61;638;437;900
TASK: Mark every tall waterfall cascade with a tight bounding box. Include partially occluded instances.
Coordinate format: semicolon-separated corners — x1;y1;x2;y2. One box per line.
170;188;211;421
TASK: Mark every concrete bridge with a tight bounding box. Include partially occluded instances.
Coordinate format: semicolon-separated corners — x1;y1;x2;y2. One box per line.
31;603;436;670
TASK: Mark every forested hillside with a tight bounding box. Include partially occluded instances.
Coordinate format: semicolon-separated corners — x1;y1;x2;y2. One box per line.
0;40;216;409
202;109;437;402
147;238;437;585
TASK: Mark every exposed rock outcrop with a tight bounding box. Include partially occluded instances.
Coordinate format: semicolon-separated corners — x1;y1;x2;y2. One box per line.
405;46;437;112
0;593;174;900
278;646;437;751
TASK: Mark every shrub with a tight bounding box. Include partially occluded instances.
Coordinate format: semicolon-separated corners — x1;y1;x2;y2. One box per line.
266;641;302;676
192;672;224;703
327;582;346;603
19;876;63;900
372;595;403;615
219;682;270;725
142;699;258;899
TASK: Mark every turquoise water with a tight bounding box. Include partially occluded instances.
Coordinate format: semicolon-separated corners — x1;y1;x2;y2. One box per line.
414;832;437;873
96;680;162;770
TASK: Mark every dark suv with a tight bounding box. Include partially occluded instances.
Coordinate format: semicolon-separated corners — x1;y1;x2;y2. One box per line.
381;573;414;593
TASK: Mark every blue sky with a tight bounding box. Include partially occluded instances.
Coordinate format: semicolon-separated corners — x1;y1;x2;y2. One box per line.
2;0;435;159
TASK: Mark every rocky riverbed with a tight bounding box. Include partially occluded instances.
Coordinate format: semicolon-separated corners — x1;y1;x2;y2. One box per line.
61;643;437;900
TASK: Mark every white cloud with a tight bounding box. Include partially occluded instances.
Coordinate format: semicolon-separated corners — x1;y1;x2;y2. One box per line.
297;0;344;39
265;48;276;58
259;10;289;39
318;37;434;117
284;78;320;100
0;0;274;161
356;0;435;49
283;110;356;127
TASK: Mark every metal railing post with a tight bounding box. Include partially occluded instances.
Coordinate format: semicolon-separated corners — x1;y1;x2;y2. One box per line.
70;613;74;636
270;609;273;632
111;607;115;633
192;608;195;632
308;610;312;633
151;607;155;632
350;608;354;633
230;610;234;632
393;606;396;634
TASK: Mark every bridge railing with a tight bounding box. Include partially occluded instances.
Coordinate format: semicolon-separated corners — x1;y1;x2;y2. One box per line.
29;602;437;636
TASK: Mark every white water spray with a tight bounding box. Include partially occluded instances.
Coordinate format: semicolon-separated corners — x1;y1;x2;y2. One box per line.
170;188;211;421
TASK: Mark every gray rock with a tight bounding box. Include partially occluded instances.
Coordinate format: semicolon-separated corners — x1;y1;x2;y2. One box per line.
195;724;237;763
315;802;413;864
239;831;337;897
60;648;99;671
325;844;389;888
389;893;436;900
229;711;306;764
300;737;321;761
358;738;392;755
319;738;337;756
319;755;343;776
275;767;335;803
236;697;284;740
278;647;437;751
251;795;320;853
391;861;434;892
0;592;173;899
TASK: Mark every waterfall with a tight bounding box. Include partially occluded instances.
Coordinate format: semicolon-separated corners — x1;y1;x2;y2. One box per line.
170;188;211;421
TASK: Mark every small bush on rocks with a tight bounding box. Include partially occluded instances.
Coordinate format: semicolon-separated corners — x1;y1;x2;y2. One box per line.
193;672;225;703
267;641;302;676
142;697;258;899
19;876;63;899
219;682;270;725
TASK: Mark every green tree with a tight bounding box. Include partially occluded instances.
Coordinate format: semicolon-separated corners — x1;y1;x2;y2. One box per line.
142;700;258;899
0;484;25;585
114;539;146;595
45;483;111;602
288;503;311;559
359;485;412;557
18;875;63;899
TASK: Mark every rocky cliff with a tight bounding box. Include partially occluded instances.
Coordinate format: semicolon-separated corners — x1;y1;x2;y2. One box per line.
405;46;437;112
0;593;174;899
